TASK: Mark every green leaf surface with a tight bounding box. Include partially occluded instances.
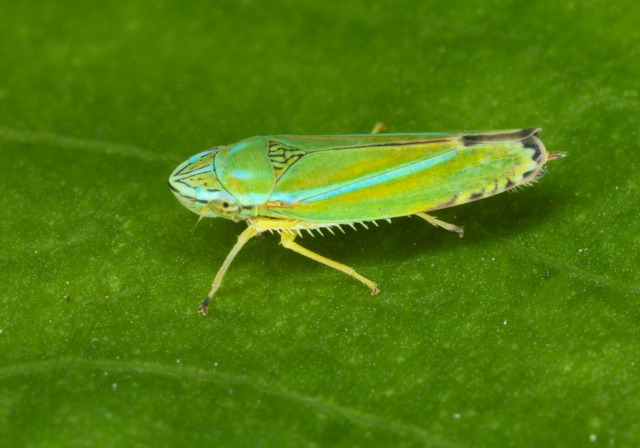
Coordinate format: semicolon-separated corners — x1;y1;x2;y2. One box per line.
1;1;639;446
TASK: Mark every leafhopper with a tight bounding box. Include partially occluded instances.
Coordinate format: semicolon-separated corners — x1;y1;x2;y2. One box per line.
168;126;565;314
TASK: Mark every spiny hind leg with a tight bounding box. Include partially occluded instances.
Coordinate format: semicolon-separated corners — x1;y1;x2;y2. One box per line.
415;212;464;238
280;232;380;295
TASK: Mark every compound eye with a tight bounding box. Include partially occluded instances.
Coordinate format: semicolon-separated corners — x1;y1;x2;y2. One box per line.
207;192;240;217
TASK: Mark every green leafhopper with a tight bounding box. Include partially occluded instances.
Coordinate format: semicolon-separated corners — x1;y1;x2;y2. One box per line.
168;125;565;314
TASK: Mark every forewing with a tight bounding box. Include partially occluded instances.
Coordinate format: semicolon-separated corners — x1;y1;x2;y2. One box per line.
262;130;545;223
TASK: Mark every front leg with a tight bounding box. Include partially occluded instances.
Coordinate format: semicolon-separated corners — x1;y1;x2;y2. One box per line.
198;225;258;315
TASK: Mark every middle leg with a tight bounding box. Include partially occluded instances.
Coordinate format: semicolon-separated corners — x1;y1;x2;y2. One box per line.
280;231;380;294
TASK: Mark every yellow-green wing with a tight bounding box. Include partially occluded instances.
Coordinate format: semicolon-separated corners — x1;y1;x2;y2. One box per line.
260;129;547;223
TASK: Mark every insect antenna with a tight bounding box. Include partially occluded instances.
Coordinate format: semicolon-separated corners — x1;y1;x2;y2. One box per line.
152;145;180;165
192;209;208;230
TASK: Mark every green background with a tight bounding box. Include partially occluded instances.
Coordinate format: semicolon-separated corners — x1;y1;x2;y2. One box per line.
1;1;639;446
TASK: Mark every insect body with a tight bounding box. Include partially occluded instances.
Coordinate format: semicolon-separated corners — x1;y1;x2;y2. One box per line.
168;127;564;314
